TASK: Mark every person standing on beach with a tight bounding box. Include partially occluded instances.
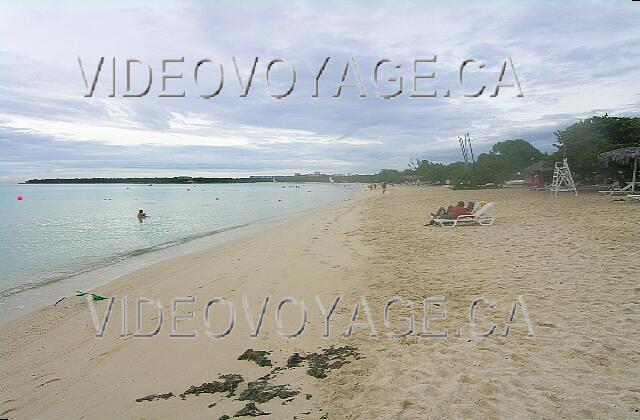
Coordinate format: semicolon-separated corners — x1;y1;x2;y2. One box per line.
381;182;387;194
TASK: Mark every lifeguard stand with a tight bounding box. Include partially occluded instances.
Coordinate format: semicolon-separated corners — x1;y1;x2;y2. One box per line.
550;158;577;197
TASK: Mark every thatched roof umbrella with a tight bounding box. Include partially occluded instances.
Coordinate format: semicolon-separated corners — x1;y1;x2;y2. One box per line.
521;161;554;183
598;147;640;192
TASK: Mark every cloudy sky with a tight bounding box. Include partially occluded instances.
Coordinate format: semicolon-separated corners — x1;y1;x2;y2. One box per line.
1;0;639;182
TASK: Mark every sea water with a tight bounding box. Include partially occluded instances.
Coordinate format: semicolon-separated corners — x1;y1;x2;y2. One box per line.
0;183;357;322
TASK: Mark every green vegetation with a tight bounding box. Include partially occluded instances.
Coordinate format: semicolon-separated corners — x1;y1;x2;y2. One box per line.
375;139;548;186
476;139;545;184
375;115;639;187
554;115;639;183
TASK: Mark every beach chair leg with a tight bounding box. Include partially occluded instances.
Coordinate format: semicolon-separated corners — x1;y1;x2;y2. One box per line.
477;217;495;226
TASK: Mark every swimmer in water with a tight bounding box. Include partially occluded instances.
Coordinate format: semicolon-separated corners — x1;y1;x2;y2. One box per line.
137;209;147;221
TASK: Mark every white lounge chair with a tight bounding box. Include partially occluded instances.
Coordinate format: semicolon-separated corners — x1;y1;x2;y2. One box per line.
599;182;636;196
432;202;496;227
628;194;640;203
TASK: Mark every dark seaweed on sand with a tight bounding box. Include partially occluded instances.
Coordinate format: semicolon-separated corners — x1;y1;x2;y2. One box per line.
286;352;304;368
288;346;361;379
135;392;174;402
238;377;299;403
135;346;359;410
234;402;270;417
180;374;244;399
238;349;273;367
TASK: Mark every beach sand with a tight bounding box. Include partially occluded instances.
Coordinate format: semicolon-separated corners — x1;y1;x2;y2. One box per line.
1;186;638;418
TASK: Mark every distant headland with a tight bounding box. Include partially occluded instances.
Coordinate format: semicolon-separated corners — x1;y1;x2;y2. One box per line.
22;174;377;184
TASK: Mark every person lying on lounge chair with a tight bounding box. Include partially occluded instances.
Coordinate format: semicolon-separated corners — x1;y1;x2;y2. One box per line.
448;201;471;219
427;206;451;226
430;206;448;218
431;201;496;227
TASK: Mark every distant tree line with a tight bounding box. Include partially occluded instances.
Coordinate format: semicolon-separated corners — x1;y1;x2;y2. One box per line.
24;115;638;186
373;115;639;186
24;176;270;184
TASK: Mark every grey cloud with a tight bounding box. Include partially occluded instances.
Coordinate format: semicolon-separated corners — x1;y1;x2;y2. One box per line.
0;1;639;181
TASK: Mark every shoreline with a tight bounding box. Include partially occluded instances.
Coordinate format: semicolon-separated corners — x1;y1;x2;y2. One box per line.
1;186;638;418
1;187;376;419
0;188;361;325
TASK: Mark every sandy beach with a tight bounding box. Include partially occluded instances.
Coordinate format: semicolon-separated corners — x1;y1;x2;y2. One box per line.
1;186;639;419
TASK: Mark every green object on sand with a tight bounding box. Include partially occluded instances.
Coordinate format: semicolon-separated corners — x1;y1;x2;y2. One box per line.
75;291;106;301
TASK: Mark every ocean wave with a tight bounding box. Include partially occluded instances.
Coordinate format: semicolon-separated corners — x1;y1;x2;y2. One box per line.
0;223;250;299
